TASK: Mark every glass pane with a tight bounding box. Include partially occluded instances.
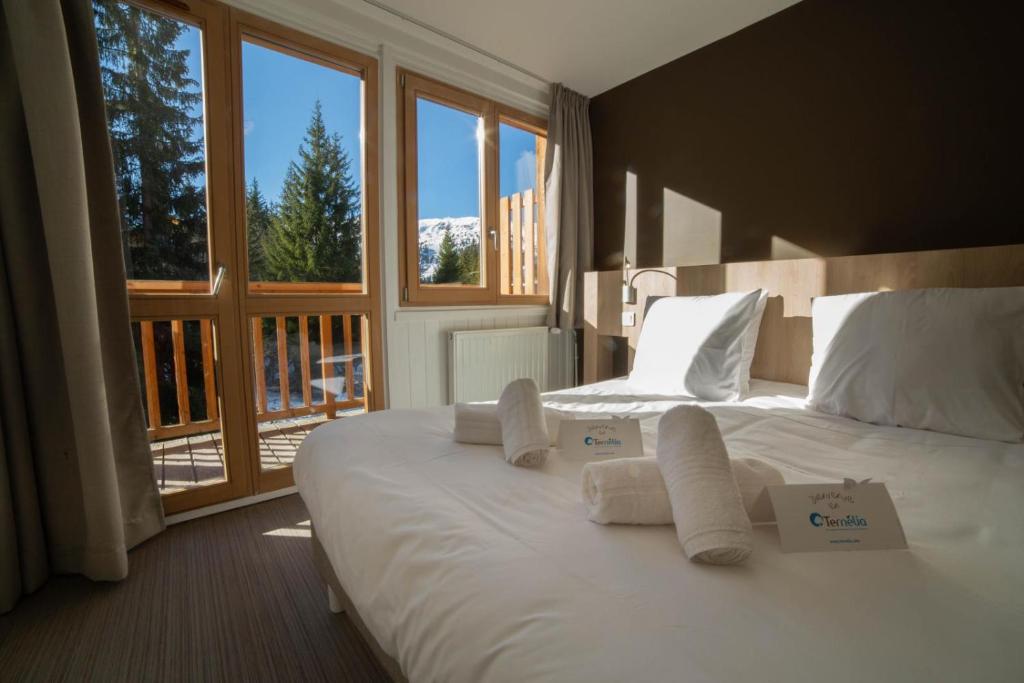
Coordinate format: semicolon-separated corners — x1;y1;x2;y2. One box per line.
250;313;367;472
242;40;364;287
498;122;547;296
93;1;209;283
131;318;225;493
416;98;484;286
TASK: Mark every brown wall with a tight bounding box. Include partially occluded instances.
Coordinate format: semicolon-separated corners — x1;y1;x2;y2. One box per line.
590;0;1024;269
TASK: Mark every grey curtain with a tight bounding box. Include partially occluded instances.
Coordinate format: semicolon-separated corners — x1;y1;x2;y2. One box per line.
0;0;164;614
543;84;594;330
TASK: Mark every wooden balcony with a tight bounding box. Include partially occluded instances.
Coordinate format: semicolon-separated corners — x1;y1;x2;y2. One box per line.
134;313;366;493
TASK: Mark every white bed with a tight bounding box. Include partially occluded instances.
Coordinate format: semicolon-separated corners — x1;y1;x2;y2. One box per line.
295;379;1024;682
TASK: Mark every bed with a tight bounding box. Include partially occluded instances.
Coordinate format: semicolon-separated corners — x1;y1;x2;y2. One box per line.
296;244;1024;682
295;377;1024;682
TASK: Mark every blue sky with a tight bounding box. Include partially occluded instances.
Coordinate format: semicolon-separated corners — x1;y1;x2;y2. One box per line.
242;41;363;201
180;29;538;219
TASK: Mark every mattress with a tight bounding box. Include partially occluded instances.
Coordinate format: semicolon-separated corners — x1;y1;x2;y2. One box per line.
294;379;1024;682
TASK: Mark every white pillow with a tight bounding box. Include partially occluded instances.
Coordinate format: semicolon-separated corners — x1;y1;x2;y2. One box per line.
808;287;1024;442
628;290;767;401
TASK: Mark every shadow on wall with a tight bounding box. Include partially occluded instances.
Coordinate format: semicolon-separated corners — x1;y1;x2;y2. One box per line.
613;172;830;270
616;176;723;268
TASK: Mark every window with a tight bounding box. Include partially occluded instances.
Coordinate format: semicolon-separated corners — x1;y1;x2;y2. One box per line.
93;0;382;514
94;0;211;290
399;69;548;305
241;37;367;292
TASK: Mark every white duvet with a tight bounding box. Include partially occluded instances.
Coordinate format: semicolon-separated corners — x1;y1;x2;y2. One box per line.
295;379;1024;682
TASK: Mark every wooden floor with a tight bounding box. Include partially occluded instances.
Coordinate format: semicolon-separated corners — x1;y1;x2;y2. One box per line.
0;494;388;682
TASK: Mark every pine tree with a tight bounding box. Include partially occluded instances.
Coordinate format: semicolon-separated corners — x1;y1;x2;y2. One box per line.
245;179;275;281
433;228;462;283
262;101;362;283
457;243;480;284
93;0;208;280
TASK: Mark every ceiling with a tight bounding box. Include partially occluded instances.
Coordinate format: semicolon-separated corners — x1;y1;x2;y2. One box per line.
362;0;802;96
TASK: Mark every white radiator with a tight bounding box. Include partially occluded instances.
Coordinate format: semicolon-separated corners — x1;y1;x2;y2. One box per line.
448;327;575;403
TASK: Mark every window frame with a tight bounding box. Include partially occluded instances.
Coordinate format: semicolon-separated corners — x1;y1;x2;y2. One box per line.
230;12;379;300
100;0;384;514
397;68;549;306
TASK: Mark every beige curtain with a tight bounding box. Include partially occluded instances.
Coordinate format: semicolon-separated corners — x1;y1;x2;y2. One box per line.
544;84;594;330
0;0;164;614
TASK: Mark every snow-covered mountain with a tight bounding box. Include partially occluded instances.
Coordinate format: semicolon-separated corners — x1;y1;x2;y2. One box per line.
418;216;480;280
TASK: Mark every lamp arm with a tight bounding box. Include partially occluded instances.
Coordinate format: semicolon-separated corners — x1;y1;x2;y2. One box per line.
628;269;678;287
622;269;677;304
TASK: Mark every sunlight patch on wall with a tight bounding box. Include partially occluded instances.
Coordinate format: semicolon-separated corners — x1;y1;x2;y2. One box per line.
770;235;818;260
662;189;721;266
623;171;638;266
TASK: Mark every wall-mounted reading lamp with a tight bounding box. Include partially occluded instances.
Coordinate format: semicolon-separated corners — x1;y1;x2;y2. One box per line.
622;259;678;304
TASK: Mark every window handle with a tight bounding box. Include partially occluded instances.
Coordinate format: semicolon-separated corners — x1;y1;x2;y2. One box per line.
489;228;498;252
213;263;227;296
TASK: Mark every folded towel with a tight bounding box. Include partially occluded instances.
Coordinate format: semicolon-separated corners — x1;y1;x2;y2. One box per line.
581;457;674;525
656;405;753;564
496;378;550;467
581;457;784;525
453;403;569;446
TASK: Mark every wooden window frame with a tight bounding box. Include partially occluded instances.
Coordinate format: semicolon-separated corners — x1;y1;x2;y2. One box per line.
397;68;549;306
110;0;384;514
227;9;385;496
230;13;379;298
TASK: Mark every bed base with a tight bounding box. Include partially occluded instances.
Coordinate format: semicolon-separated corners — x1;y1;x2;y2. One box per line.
311;526;408;683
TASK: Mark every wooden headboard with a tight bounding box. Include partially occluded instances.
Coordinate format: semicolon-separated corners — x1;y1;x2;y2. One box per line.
583;243;1024;385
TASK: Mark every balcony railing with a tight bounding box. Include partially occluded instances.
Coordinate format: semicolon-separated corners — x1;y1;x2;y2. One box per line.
498;187;548;296
134;313;365;443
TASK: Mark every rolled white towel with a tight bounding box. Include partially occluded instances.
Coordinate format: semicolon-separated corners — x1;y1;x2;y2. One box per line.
656;405;753;565
581;457;673;525
453;403;569;446
496;378;550;467
581;457;784;525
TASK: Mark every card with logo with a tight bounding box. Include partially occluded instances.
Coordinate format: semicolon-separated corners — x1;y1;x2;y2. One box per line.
557;418;643;460
767;482;907;553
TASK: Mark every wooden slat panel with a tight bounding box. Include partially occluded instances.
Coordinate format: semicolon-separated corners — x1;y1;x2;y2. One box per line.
299;316;312;407
276;316;290;411
200;319;218;421
342;315;355;401
522;188;535;294
252;318;267;414
171;319;191;426
510;192;522;294
535;135;549;295
498;195;510;295
319;315;336;419
140;320;162;431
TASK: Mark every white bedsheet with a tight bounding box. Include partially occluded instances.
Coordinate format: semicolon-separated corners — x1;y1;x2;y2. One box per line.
295;379;1024;682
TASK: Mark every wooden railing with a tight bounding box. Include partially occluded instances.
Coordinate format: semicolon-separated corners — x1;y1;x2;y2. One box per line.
497;135;547;296
137;314;364;442
250;314;365;424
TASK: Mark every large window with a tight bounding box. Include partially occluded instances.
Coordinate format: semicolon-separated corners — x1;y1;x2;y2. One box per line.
399;69;548;305
93;0;382;514
241;37;367;292
94;0;211;290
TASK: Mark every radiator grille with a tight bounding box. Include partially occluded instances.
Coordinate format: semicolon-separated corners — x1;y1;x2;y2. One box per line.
448;327;574;403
